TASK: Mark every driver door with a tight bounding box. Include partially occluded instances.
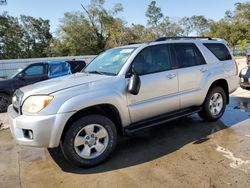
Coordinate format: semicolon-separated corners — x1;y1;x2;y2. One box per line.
18;63;47;87
126;44;179;123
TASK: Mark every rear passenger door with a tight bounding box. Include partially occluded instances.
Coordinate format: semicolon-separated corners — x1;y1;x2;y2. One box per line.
174;43;208;109
127;44;179;123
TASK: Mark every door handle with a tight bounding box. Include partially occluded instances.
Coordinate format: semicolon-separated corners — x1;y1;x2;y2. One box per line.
200;68;208;73
166;74;176;79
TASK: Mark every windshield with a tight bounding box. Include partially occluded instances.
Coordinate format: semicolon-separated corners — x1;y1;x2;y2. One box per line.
9;69;23;79
84;47;136;75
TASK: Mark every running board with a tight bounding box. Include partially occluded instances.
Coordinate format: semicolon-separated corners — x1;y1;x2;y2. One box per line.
124;107;202;135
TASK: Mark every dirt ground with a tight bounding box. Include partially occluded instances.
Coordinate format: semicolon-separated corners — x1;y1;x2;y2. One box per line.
0;58;249;188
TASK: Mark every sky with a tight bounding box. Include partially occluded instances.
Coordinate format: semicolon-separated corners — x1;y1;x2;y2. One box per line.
0;0;248;34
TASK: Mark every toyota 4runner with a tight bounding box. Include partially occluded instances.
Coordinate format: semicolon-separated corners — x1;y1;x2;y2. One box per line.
8;37;239;167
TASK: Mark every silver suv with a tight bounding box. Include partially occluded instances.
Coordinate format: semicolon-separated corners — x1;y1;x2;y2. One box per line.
8;37;239;167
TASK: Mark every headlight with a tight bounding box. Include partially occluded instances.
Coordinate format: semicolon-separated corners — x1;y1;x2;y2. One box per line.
22;95;53;114
241;67;248;75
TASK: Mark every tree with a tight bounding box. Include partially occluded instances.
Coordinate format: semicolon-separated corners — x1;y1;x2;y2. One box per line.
208;2;250;48
80;0;124;52
0;12;52;59
20;15;52;58
50;0;125;56
145;1;163;37
234;2;250;26
179;17;194;36
0;0;7;6
0;12;23;59
158;17;184;37
191;16;211;36
223;10;234;23
125;24;156;43
237;39;249;55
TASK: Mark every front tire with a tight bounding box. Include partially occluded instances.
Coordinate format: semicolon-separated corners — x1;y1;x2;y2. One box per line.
198;87;227;121
61;114;117;167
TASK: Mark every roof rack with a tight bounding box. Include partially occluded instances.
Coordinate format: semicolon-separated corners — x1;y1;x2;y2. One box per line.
155;36;212;42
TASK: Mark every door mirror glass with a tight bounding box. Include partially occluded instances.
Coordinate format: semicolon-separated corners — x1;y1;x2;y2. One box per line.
128;74;141;95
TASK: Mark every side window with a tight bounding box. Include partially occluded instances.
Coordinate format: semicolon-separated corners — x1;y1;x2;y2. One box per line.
48;62;71;78
175;43;206;68
131;44;173;75
24;65;44;76
203;43;232;61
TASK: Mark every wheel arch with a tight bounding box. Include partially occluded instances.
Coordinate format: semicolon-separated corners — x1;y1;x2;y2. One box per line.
60;103;124;144
206;79;229;104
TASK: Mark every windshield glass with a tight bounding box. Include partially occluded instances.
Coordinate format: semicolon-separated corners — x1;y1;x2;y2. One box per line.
84;47;136;75
9;69;23;79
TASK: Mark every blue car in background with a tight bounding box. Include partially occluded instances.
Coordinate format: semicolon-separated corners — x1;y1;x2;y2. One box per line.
0;60;86;112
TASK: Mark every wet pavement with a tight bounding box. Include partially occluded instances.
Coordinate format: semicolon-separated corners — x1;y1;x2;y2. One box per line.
0;88;249;188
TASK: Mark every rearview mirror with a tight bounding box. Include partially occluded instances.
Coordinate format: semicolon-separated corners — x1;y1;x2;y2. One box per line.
128;74;141;95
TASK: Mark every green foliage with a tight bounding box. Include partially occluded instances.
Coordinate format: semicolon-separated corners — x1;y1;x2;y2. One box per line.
208;2;250;47
237;39;249;54
0;12;52;59
234;2;250;26
145;1;163;28
0;12;23;59
179;17;194;36
191;16;211;36
20;15;52;58
49;0;125;56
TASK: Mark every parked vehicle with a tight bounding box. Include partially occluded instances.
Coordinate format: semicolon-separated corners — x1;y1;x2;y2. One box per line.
67;60;86;73
0;60;85;112
8;37;239;167
239;66;250;90
246;52;250;65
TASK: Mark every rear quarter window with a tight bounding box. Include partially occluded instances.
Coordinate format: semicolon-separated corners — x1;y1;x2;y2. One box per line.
203;43;232;61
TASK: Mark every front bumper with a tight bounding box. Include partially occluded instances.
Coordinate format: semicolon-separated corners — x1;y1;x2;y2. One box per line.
8;105;74;148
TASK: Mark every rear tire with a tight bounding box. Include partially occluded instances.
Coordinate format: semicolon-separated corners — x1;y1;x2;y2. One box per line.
61;114;117;167
198;87;227;122
0;93;11;113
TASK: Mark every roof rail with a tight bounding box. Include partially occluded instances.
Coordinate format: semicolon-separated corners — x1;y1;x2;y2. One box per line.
155;36;212;42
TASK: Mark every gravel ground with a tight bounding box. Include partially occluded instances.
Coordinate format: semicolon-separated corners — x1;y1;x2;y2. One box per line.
0;113;9;130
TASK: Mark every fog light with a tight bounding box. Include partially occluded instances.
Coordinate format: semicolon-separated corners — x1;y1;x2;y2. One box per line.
23;129;33;140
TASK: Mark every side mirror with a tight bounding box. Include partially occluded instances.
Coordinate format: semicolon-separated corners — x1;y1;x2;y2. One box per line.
17;72;25;79
128;74;141;95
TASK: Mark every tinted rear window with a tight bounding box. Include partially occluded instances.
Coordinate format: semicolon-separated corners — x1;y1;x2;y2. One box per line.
203;43;232;61
174;43;206;68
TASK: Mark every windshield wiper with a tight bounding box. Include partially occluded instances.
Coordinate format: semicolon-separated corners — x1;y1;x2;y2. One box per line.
86;71;116;76
87;71;105;75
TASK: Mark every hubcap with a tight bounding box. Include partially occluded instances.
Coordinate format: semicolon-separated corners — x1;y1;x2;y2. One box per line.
209;93;223;116
74;124;109;159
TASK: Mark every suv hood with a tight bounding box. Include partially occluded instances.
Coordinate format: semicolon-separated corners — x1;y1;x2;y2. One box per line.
20;73;112;95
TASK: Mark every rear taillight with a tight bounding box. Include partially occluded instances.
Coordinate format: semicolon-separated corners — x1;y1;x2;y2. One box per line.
234;60;238;75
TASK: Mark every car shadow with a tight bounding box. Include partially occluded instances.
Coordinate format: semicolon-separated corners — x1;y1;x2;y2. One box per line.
48;115;230;174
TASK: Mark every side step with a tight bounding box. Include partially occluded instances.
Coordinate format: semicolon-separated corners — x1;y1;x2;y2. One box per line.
124;107;202;135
